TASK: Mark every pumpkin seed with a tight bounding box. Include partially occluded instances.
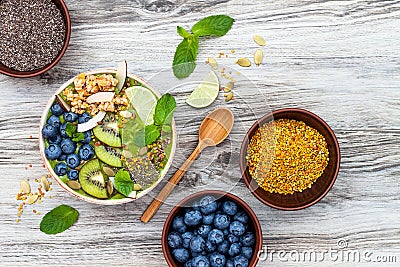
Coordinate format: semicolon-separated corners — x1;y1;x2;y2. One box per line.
20;180;31;194
122;150;133;159
120;110;133;118
225;92;233;102
103;166;115;177
67;180;81;190
207;57;218;69
253;35;266;46
138;146;148;156
224;81;234;93
133;183;142;191
27;194;39;205
236;58;251;67
106;180;114;195
41;176;50;191
254;49;263;66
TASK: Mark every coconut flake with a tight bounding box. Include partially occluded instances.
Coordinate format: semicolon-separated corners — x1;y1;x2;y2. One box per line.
116;60;127;93
77;111;106;132
86;92;115;104
56;95;71;111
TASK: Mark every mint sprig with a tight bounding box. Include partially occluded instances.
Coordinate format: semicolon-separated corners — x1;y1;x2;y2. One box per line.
114;169;134;197
65;122;76;138
40;205;79;235
172;15;234;79
134;93;176;147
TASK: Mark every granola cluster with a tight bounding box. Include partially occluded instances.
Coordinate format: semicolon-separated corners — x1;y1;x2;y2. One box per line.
62;73;129;115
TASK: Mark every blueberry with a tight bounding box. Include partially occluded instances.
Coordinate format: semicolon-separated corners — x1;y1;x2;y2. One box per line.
42;124;58;139
68;169;79;180
227;233;239;244
78;144;95;161
51;103;65;116
81;131;92;144
192;201;201;211
229;221;246;237
182;232;194;249
45;144;62;160
209;252;226;267
241;246;253;259
168;232;182;249
240;232;255;247
213;214;230;230
197;225;212;239
191;251;206;257
190;235;205;253
228;243;242;257
78;112;92;123
172;216;187;234
199;195;218;215
66;154;80;168
217;240;229;254
48;134;62;145
61;138;77;155
233;255;248;267
233;210;249;225
64;111;79;122
222;201;238;216
184;261;193;267
59;123;68;138
184;209;202;226
223;229;229;236
192;255;210;267
47;115;61;128
204;240;216;253
54;162;68;176
208;229;224;245
225;260;234;267
58;154;67;161
202;213;215;225
172;248;190;263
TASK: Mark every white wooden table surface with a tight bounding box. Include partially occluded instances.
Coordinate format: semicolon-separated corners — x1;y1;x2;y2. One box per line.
1;0;400;266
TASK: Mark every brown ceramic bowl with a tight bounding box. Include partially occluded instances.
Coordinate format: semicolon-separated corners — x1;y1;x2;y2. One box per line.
0;0;71;78
240;108;340;211
162;190;263;267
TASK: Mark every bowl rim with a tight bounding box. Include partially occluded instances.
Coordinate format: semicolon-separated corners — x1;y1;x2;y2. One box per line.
0;0;71;78
239;108;340;211
39;68;177;205
161;190;263;267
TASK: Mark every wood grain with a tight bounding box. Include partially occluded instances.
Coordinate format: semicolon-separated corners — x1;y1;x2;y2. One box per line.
1;0;400;266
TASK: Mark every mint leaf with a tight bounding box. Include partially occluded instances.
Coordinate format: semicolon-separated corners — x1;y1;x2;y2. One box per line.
65;122;76;138
72;132;85;142
114;169;134;197
154;93;176;126
172;35;198;79
40;205;79;235
177;26;191;39
192;15;234;37
134;125;161;147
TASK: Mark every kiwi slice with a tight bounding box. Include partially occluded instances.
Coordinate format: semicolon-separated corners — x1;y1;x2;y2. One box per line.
78;159;109;199
95;145;123;167
93;114;122;147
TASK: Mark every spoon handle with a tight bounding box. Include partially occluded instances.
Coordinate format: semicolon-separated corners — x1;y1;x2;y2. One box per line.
141;145;202;223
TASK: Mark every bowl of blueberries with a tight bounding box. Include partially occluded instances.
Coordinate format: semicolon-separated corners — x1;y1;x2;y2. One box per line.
162;190;262;267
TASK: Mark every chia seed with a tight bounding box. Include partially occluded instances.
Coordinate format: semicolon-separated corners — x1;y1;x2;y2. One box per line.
0;0;66;72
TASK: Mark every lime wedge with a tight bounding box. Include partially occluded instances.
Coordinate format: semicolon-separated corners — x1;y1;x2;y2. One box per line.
125;86;158;125
186;71;219;108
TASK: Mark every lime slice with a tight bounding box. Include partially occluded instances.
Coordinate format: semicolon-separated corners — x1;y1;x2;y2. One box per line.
125;86;157;125
186;71;219;108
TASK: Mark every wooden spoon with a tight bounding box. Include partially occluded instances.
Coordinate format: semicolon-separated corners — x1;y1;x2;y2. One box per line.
141;107;234;223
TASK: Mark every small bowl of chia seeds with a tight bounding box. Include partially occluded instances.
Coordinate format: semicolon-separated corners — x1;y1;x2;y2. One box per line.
0;0;71;78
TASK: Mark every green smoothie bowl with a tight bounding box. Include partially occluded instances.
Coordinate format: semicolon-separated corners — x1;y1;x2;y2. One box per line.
39;67;177;204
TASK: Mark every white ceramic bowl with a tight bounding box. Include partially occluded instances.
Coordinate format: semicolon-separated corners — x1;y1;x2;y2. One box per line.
39;69;177;205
